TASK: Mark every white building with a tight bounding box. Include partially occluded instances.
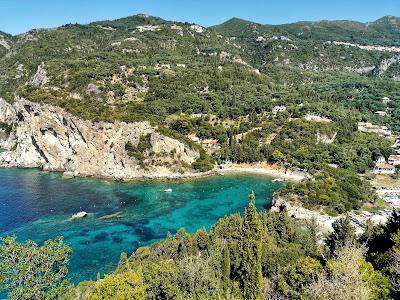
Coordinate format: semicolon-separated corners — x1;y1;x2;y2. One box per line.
304;114;332;123
201;139;220;149
375;111;387;117
388;155;400;166
272;106;287;115
376;156;386;164
135;25;161;33
374;163;395;175
382;97;391;105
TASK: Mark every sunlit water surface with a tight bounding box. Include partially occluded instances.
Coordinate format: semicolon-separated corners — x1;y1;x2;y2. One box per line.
0;168;282;283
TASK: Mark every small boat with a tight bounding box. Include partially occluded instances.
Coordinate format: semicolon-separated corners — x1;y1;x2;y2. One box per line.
164;188;173;193
71;211;88;220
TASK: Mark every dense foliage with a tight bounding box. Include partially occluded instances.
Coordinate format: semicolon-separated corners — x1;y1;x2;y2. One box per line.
0;236;72;300
280;168;378;215
57;197;398;299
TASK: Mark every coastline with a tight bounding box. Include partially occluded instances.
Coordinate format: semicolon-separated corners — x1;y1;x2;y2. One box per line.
0;161;307;183
0;164;215;182
0;163;307;182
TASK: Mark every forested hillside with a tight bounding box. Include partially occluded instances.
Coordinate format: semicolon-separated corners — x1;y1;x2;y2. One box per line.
1;14;400;298
1;13;400;211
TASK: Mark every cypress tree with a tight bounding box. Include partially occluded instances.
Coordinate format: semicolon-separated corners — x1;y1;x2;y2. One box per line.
239;192;263;300
222;245;231;282
118;252;129;273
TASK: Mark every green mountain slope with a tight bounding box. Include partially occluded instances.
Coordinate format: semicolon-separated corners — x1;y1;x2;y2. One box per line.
213;16;400;45
212;16;400;75
0;14;399;151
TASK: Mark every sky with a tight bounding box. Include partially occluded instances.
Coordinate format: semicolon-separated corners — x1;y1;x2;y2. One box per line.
0;0;399;35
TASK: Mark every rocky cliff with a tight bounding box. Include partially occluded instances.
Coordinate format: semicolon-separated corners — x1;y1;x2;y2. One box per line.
0;97;200;180
271;195;338;233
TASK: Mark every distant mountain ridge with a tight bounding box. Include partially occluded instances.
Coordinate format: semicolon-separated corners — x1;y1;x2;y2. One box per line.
212;15;400;46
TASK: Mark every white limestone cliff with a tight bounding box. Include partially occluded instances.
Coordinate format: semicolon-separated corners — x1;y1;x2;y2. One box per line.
0;97;200;180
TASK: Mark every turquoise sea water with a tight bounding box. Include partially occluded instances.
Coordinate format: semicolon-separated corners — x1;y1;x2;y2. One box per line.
0;168;282;284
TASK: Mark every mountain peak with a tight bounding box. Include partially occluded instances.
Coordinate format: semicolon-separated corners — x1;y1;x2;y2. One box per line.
371;15;400;25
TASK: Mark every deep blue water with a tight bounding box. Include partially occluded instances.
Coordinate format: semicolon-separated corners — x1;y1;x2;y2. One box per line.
0;168;281;284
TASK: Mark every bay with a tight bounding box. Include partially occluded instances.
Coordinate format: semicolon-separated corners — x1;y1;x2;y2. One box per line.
0;168;282;283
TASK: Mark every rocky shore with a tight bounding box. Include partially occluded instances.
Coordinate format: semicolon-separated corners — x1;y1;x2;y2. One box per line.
0;97;202;181
271;195;339;233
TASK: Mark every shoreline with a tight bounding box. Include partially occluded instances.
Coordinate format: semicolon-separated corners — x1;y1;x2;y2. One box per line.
0;165;218;183
0;162;307;183
222;164;306;181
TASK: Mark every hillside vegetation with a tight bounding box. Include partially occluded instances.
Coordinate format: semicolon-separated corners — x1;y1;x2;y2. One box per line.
1;14;400;299
1;14;400;213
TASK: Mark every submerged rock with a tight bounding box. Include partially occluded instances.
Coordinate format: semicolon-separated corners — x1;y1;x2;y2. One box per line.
98;212;125;220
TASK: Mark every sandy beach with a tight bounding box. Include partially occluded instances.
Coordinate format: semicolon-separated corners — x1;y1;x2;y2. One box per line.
222;163;307;181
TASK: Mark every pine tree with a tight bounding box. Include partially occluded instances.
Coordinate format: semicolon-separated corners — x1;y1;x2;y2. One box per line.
239;192;263;300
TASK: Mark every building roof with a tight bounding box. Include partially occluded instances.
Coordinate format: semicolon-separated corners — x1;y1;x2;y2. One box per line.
389;155;400;161
375;111;387;115
202;139;219;145
375;163;395;170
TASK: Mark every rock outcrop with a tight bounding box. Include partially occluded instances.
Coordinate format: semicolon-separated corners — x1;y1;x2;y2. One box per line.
0;97;200;180
271;195;338;233
373;54;400;77
316;132;337;145
30;63;49;87
0;34;11;50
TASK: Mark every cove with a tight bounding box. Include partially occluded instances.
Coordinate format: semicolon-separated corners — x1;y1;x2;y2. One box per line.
0;168;282;284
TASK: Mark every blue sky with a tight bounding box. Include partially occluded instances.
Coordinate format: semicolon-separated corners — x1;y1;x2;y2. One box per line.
0;0;399;35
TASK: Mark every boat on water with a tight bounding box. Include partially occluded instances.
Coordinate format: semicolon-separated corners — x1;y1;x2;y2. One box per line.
164;188;173;193
71;211;88;220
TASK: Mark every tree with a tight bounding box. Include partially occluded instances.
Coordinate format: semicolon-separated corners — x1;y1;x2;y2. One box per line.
271;150;286;165
360;260;392;300
141;260;182;299
303;244;371;300
222;245;231;288
277;256;323;298
0;236;72;300
325;216;356;256
89;266;146;300
391;230;400;294
239;192;263;300
169;118;193;135
395;166;400;179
